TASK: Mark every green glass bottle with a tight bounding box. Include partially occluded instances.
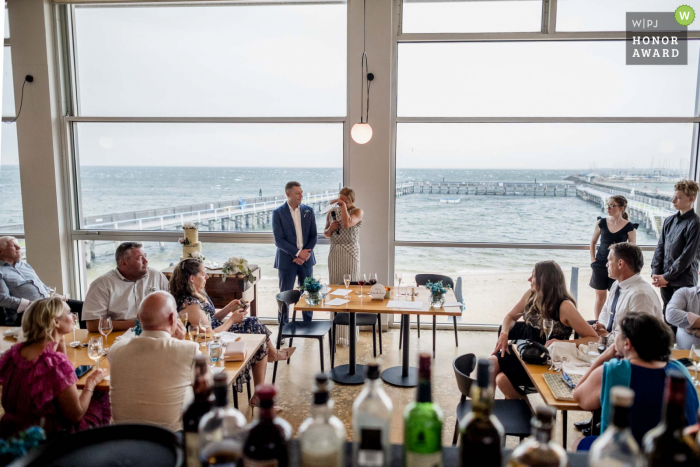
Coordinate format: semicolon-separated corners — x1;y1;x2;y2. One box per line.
404;353;443;467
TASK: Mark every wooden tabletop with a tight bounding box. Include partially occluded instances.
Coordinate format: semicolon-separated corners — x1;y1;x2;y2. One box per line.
0;327;265;392
516;346;698;411
294;285;463;316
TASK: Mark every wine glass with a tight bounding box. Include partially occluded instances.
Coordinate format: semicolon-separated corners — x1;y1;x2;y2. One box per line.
199;315;212;348
542;319;554;340
343;274;351;297
690;344;700;384
187;324;198;342
208;340;224;368
87;337;103;369
98;317;113;353
69;312;81;348
358;273;367;297
597;335;608;354
394;272;403;296
179;311;188;327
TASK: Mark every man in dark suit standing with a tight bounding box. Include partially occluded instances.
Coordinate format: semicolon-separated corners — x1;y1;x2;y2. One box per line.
273;181;317;325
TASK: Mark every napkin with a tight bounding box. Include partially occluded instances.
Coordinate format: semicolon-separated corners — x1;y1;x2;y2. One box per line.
325;298;350;306
219;332;241;344
115;328;137;341
2;328;20;338
330;289;352;296
442;302;463;308
548;341;592;367
224;341;247;362
386;300;423;310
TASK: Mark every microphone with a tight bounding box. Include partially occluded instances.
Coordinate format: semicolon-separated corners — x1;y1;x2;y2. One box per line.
330;211;340;235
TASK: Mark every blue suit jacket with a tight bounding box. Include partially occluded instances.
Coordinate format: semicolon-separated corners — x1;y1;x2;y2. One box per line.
273;203;317;271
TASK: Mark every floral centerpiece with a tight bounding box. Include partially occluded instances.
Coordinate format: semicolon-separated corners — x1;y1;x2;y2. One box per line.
182;221;197;230
133;318;143;336
425;280;450;308
0;426;46;464
221;256;255;283
300;277;323;305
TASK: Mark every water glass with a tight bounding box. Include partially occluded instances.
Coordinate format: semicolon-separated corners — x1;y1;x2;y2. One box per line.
98;317;113;352
69;312;81;348
208;340;224;368
586;341;599;360
187;324;198;342
395;272;403;295
199;316;212;347
87;337;103;369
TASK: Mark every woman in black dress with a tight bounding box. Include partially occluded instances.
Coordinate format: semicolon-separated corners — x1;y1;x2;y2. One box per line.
589;195;638;319
490;261;597;399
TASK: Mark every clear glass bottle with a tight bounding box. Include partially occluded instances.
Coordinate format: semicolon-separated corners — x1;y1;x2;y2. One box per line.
404;353;443;467
458;359;504;467
506;405;567;467
242;384;292;467
353;363;393;467
643;370;700;466
589;386;644;467
298;374;346;467
183;355;213;467
198;373;248;466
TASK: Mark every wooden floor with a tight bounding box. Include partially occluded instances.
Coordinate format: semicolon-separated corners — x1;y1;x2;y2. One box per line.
245;326;587;449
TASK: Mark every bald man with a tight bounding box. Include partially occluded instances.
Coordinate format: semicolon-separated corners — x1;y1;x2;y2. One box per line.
107;291;198;431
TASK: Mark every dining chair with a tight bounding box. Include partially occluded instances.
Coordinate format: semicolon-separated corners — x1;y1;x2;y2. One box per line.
452;353;531;445
272;290;332;384
410;274;460;358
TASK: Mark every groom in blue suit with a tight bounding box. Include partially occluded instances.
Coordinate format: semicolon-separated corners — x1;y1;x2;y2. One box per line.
273;181;317;325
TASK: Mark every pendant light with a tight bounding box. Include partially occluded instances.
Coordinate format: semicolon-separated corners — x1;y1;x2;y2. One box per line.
351;0;374;145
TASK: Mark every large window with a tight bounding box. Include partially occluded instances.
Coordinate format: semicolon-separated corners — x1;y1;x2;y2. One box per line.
65;3;348;318
394;3;699;326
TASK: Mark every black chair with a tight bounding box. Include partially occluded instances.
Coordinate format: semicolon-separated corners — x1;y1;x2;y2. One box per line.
452;353;532;445
411;274;460;358
330;281;382;368
272;290;332;383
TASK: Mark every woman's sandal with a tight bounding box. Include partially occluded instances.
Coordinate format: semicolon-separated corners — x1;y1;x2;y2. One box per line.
248;394;283;412
268;346;296;363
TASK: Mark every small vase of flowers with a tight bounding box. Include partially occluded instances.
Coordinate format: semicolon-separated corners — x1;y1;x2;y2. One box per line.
426;280;450;308
221;256;255;283
300;277;323;305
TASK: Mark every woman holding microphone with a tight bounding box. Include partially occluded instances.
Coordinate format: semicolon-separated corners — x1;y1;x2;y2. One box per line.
324;187;364;285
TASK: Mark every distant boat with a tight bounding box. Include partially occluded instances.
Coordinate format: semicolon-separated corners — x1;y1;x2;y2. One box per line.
440;198;461;204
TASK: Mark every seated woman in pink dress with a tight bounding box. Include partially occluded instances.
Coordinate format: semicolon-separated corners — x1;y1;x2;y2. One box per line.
0;296;110;438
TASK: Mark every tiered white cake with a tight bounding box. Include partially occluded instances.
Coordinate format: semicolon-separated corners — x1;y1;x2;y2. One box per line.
181;224;202;260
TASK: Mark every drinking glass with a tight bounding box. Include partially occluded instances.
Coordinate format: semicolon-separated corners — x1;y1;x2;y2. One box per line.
542;319;554;340
87;337;103;369
369;273;378;286
343;274;351;297
691;344;700;384
187;324;198;342
98;317;113;352
179;312;188;327
199;315;212;348
69;312;81;348
586;341;599;360
208;340;224;368
597;335;608;354
395;272;403;296
358;273;368;297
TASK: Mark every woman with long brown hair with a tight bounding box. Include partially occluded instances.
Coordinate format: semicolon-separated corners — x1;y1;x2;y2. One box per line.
589;195;638;319
490;261;597;399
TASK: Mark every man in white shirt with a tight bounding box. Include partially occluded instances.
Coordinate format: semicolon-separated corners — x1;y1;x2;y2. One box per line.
595;242;663;335
108;291;197;432
83;242;169;332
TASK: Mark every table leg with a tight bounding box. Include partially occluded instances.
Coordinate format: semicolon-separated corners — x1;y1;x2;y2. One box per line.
328;312;366;385
562;411;568;448
382;314;418;387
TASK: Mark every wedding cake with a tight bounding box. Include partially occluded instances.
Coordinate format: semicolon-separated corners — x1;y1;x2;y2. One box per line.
181;222;203;260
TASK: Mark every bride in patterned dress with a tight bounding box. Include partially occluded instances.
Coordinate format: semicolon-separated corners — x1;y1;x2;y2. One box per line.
324;187;364;285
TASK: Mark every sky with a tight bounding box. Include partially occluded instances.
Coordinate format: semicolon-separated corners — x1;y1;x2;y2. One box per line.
1;0;699;171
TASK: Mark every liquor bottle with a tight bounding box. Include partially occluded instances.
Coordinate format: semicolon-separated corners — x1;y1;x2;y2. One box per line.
242;385;292;467
458;359;504;467
183;355;214;467
506;405;567;467
298;374;346;467
589;386;644;467
198;372;247;466
643;370;700;466
404;353;443;467
353;363;393;467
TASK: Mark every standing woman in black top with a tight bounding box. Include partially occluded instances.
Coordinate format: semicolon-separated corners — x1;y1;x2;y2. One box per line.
589;195;638;319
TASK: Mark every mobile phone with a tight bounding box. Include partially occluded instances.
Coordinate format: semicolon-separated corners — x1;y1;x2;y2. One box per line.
677;357;694;368
75;365;92;379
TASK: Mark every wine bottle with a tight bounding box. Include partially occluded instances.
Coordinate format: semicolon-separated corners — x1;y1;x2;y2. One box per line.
458;359;504;467
242;385;292;467
404;353;443;467
183;355;214;467
353;363;393;467
643;370;700;466
506;405;567;467
198;373;247;467
589;386;644;467
298;374;346;467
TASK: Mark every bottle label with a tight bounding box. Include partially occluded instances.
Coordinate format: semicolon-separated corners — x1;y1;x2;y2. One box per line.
242;457;278;467
358;450;383;467
184;433;199;467
405;451;441;467
358;428;384;467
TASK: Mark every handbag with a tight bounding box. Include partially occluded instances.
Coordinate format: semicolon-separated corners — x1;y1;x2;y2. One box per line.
517;339;550;365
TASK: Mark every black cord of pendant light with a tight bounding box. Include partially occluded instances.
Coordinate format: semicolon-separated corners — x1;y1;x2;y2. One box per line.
359;0;372;125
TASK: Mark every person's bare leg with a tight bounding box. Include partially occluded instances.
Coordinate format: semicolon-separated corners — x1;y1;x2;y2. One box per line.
593;289;607;320
496;373;526;400
268;340;279;359
252;355;268;388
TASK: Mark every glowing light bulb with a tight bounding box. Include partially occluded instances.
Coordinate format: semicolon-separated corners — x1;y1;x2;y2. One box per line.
351;123;373;144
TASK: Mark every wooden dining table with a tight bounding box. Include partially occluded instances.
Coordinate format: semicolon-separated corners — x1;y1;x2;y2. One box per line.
515;346;698;447
0;327;265;401
295;285;462;387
